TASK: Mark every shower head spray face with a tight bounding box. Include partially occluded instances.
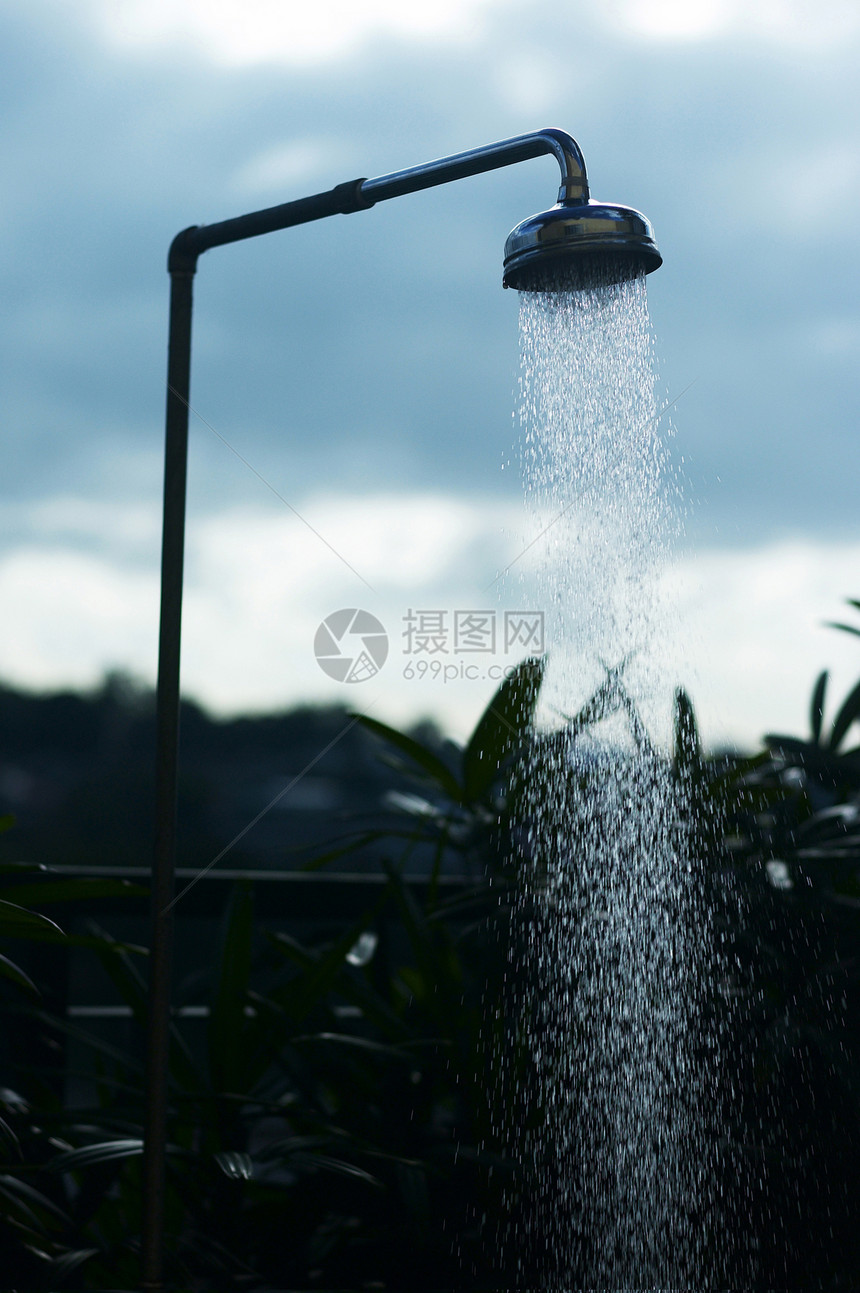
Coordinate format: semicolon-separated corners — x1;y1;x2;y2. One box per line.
503;199;662;291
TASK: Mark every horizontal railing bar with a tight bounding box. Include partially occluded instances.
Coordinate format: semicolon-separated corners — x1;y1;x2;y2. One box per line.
40;865;470;886
28;866;476;921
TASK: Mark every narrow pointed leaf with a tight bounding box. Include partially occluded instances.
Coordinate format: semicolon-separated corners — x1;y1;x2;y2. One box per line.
0;950;39;994
48;1249;100;1278
829;677;860;751
34;1012;145;1076
352;714;463;802
463;656;545;800
4;877;148;905
214;1150;253;1180
826;621;860;639
810;670;828;745
269;905;384;1025
297;829;386;872
49;1138;144;1171
765;733;812;754
0;1172;72;1226
83;921;199;1085
290;1151;382;1188
383;865;460;1022
263;942;408;1041
557;674;624;735
0;1114;20;1156
89;930;148;1025
673;687;701;774
291;1031;412;1061
0;900;64;938
208;881;254;1093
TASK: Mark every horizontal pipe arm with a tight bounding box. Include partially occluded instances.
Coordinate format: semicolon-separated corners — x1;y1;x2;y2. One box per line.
360;127;589;206
167;127;588;273
167;177;373;271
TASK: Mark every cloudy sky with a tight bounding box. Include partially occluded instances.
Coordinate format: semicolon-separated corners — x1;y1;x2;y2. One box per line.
2;0;859;749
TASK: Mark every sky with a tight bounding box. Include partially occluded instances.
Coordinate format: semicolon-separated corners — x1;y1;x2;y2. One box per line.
1;0;859;750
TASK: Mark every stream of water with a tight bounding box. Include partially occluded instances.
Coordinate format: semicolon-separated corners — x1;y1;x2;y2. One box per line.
509;267;724;1288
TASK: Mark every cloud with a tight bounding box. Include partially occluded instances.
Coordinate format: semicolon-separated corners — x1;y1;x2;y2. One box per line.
2;490;859;751
76;0;860;65
808;315;860;360
662;539;860;750
605;0;860;47
0;546;159;690
232;139;345;197
3;0;858;534
86;0;506;66
0;491;529;734
609;0;732;42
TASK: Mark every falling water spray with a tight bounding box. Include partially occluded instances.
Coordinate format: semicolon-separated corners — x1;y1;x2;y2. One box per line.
502;265;728;1288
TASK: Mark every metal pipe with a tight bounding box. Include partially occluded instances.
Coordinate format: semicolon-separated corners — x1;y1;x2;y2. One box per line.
143;126;639;1289
359;128;589;205
142;264;194;1291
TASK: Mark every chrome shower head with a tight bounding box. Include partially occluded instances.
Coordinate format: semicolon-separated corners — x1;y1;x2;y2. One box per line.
351;126;661;293
503;198;662;291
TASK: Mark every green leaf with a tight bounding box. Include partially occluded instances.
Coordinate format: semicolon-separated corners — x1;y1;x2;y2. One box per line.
262;939;408;1042
0;949;39;994
0;1172;71;1227
765;733;812;754
214;1150;253;1180
0;814;15;834
89;930;148;1026
555;670;628;735
673;687;701;774
289;1151;381;1188
0;1113;20;1156
290;1031;412;1061
0;899;64;940
49;1138;144;1171
352;714;463;802
83;921;199;1090
298;829;396;873
208;881;254;1094
462;656;545;800
829;677;860;751
3;877;149;906
33;1011;145;1076
0;1087;30;1115
810;670;828;745
383;865;460;1024
48;1249;100;1279
0;1174;71;1220
826;621;860;639
268;905;384;1026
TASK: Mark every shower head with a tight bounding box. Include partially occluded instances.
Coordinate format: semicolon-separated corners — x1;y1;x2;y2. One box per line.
351;126;662;294
503;198;663;291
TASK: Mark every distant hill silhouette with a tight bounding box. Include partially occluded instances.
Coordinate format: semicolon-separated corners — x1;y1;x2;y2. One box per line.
0;673;450;873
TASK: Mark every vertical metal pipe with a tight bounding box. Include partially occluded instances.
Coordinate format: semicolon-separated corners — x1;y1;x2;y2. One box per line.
138;130;601;1288
141;260;196;1290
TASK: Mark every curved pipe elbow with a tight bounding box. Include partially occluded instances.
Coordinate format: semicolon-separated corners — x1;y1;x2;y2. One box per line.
531;128;590;204
167;227;202;275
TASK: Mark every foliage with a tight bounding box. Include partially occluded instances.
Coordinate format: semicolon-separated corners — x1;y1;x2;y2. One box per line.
2;605;860;1287
0;662;545;1288
0;836;147;1282
669;597;860;1288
